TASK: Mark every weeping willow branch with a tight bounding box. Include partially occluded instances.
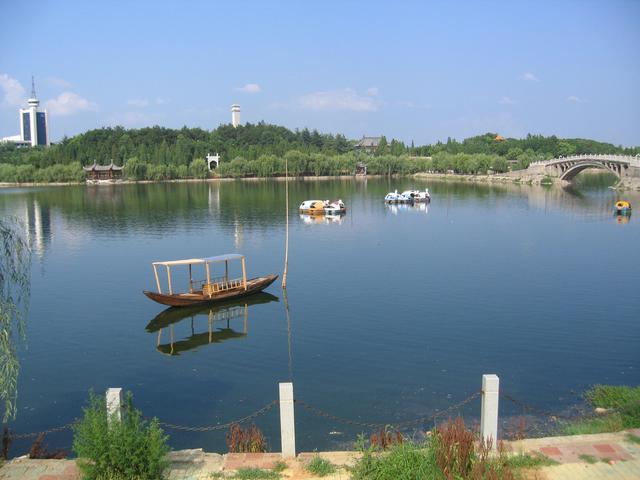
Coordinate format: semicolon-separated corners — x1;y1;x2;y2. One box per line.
0;216;31;423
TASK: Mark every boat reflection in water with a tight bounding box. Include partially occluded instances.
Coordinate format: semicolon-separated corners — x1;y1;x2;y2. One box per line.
299;213;345;225
386;202;429;215
145;293;279;356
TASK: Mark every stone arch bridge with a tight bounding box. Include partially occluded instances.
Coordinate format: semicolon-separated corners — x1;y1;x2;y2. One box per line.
525;154;640;182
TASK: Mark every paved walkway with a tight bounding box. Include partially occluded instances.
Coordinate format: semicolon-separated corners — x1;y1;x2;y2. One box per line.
1;429;639;479
509;428;640;480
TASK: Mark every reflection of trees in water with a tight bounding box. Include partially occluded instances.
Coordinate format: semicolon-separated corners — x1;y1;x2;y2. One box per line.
1;179;636;238
0;217;31;422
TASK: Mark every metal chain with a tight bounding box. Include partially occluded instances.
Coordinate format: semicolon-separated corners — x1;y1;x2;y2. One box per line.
295;392;481;430
157;400;278;432
9;420;78;440
500;392;576;421
6;392;487;438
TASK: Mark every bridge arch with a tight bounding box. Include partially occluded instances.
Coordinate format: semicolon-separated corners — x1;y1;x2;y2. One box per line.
558;161;622;181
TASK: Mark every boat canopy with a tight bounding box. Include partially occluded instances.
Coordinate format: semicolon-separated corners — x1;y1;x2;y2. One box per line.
153;253;245;267
150;253;248;296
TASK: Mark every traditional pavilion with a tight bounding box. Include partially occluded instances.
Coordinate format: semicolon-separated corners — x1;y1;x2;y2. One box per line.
355;162;368;175
355;136;382;154
82;162;124;181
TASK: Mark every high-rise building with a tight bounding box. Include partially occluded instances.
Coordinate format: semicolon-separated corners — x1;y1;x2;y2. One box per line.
231;104;240;128
19;77;49;147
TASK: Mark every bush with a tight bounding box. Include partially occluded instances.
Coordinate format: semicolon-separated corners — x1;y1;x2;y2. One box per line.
351;417;520;480
305;455;336;477
351;441;438;480
72;391;170;480
189;158;209;179
585;385;640;410
226;423;268;453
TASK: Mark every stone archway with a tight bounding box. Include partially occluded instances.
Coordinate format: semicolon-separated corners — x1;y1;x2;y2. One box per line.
559;161;621;181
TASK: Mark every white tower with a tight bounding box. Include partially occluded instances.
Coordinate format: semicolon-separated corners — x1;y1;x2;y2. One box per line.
231;104;241;128
19;77;49;146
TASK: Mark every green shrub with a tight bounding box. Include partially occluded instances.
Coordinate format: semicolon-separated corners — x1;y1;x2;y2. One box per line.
585;385;640;409
350;441;438;480
228;468;280;479
189;158;210;179
72;391;170;480
305;455;336;477
560;413;625;435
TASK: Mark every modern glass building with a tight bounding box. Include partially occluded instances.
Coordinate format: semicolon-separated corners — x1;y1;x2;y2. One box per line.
18;77;49;147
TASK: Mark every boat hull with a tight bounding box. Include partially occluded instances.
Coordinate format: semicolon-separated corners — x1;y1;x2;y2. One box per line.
143;274;278;307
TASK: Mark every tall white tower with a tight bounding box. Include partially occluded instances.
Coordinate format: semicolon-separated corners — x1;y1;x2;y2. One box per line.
231;104;241;128
19;77;49;146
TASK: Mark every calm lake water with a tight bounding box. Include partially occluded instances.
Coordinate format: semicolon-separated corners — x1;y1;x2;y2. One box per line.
1;177;639;453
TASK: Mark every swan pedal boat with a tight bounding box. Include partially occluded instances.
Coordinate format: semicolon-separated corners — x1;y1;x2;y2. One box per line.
299;199;346;215
143;253;277;307
385;189;430;203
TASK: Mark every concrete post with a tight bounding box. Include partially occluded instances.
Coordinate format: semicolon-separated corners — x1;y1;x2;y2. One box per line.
106;388;123;425
480;374;499;449
279;382;296;458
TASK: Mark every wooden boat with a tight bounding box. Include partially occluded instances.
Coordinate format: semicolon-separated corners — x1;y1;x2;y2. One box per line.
143;253;278;307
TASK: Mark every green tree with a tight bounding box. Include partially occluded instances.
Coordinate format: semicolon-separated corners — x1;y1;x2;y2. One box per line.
189;158;209;179
375;136;388;156
0;217;31;422
557;141;577;157
124;157;147;181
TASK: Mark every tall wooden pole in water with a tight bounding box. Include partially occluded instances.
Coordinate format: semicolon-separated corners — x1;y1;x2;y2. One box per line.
282;156;289;288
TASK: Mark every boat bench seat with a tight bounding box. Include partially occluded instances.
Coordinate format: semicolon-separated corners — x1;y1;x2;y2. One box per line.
203;278;244;297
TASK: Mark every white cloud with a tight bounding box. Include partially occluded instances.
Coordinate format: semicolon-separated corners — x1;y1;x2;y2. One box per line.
366;87;379;96
45;76;72;88
499;96;516;105
298;88;382;112
520;72;539;82
396;100;431;110
0;74;26;106
44;91;97;115
235;83;261;94
127;98;168;107
567;95;586;103
127;98;150;107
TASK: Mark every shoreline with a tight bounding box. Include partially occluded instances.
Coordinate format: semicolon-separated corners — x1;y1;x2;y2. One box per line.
1;171;638;190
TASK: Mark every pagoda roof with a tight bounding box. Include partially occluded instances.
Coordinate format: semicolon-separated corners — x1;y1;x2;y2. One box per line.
82;162;124;172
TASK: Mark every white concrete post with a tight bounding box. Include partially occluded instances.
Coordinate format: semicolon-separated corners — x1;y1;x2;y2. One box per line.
279;382;296;458
480;374;499;449
106;388;123;425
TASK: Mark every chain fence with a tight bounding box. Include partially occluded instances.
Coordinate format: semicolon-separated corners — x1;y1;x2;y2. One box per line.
156;400;278;432
499;390;598;439
295;391;481;430
9;420;78;440
501;391;583;421
4;389;591;443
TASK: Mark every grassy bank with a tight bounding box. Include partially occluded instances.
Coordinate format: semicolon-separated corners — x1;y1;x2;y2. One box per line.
559;385;640;435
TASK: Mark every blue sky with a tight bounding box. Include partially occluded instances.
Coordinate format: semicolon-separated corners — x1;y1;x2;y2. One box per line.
1;0;638;145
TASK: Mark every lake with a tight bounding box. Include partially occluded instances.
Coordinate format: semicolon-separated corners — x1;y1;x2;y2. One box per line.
1;177;639;454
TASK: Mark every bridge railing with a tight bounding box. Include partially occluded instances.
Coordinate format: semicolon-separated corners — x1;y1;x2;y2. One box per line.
530;154;637;167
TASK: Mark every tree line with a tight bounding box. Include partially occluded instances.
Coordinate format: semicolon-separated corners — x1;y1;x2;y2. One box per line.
0;122;637;182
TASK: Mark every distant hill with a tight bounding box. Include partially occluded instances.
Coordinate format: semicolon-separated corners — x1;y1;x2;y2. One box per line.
413;132;638;159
